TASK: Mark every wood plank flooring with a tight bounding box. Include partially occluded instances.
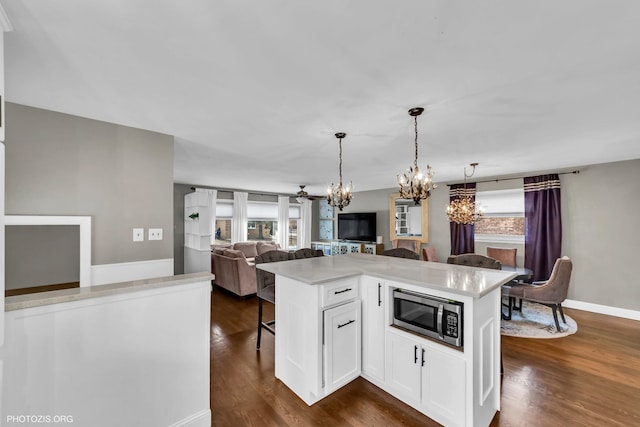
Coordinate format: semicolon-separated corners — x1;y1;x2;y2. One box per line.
210;285;640;427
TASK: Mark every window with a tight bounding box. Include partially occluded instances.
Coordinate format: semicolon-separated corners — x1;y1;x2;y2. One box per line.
474;189;524;243
212;198;301;249
288;205;300;249
214;201;233;244
247;202;278;242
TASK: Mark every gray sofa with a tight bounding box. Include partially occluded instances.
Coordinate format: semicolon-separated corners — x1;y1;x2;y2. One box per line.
211;241;281;296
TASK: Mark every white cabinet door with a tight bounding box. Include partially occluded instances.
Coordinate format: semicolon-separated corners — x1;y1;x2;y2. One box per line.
422;346;466;427
386;329;466;426
385;330;421;404
324;300;361;394
361;277;385;383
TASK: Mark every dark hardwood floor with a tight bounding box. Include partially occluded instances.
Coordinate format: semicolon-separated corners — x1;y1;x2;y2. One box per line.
210;285;640;427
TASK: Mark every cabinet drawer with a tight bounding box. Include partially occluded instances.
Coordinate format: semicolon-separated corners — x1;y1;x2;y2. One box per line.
322;280;358;308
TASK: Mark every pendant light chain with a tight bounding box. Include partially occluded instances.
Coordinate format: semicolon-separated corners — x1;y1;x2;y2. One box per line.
413;115;419;169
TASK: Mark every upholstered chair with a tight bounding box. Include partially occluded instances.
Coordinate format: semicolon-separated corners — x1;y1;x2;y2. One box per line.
382;247;420;260
486;247;517;268
506;257;573;332
392;239;420;254
422;246;438;262
254;250;295;349
447;253;502;270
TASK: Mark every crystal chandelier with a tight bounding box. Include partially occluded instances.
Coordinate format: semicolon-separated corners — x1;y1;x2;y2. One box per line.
327;132;352;211
447;163;484;224
397;107;436;204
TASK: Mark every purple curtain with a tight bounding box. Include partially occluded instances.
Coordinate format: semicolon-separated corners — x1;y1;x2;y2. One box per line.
449;183;475;255
524;174;562;282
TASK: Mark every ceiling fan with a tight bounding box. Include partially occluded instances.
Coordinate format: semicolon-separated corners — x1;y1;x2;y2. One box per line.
295;185;324;203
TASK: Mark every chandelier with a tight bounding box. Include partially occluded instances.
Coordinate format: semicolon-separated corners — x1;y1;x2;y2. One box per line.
397;107;436;204
447;162;484;225
327;132;352;211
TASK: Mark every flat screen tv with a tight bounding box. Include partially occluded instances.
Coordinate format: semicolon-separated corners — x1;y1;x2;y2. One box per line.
337;212;377;242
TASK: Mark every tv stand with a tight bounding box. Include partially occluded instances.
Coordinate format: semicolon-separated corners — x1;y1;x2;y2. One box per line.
311;241;384;256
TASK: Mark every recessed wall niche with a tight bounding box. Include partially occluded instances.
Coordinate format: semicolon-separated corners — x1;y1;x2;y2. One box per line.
5;215;92;291
5;224;80;291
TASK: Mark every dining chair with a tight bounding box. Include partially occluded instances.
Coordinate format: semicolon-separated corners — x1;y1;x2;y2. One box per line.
392;239;420;254
447;253;502;270
254;250;295;350
486;247;517;268
505;257;573;332
382;247;420;260
422;246;438;262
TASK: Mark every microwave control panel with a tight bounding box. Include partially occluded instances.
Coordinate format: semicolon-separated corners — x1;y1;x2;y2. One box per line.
445;312;459;338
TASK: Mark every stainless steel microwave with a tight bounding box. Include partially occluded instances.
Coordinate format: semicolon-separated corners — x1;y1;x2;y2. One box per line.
392;289;463;348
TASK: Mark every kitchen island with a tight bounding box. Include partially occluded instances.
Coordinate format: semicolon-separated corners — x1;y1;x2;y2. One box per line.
257;253;516;427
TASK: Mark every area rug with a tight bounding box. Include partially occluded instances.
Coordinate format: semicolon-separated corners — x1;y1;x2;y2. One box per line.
501;300;577;339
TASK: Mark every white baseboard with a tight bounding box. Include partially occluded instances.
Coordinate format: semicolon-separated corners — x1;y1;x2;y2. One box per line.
564;299;640;321
169;409;211;427
90;258;174;286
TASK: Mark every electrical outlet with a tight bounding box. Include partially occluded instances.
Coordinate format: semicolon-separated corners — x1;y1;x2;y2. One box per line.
149;228;163;241
133;228;144;242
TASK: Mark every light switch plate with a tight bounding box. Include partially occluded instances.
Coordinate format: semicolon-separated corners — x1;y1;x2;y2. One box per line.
149;228;163;241
133;228;144;242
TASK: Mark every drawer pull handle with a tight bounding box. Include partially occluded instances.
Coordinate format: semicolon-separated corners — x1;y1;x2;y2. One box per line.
337;319;355;329
334;288;352;295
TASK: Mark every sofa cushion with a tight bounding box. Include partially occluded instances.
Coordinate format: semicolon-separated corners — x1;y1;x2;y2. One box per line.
256;241;280;255
224;249;247;260
213;248;227;255
233;242;258;258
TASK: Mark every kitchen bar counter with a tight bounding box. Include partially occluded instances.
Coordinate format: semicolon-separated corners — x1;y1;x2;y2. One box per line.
257;253;516;298
5;271;214;311
264;253;509;426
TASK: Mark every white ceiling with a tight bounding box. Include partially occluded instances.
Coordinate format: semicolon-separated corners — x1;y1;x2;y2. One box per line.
3;1;640;197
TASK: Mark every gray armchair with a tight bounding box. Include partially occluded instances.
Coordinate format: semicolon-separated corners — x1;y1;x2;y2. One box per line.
506;257;573;332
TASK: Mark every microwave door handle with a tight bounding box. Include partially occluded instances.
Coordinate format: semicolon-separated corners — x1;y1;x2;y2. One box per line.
437;304;444;339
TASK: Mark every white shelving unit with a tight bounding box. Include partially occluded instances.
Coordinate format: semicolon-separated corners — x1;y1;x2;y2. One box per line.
184;192;212;274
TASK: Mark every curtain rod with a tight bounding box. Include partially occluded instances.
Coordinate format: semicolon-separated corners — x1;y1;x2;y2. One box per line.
446;169;579;186
189;186;292;198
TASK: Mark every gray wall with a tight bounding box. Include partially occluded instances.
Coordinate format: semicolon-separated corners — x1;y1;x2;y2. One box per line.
5;103;174;266
5;225;80;289
560;159;638;310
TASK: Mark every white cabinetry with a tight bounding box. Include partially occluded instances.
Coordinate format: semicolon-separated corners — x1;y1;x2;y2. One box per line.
361;276;385;383
386;328;466;427
275;276;360;405
323;300;361;394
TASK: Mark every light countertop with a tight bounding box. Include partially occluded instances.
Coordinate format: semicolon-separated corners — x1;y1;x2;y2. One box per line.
5;272;214;311
257;253;517;298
